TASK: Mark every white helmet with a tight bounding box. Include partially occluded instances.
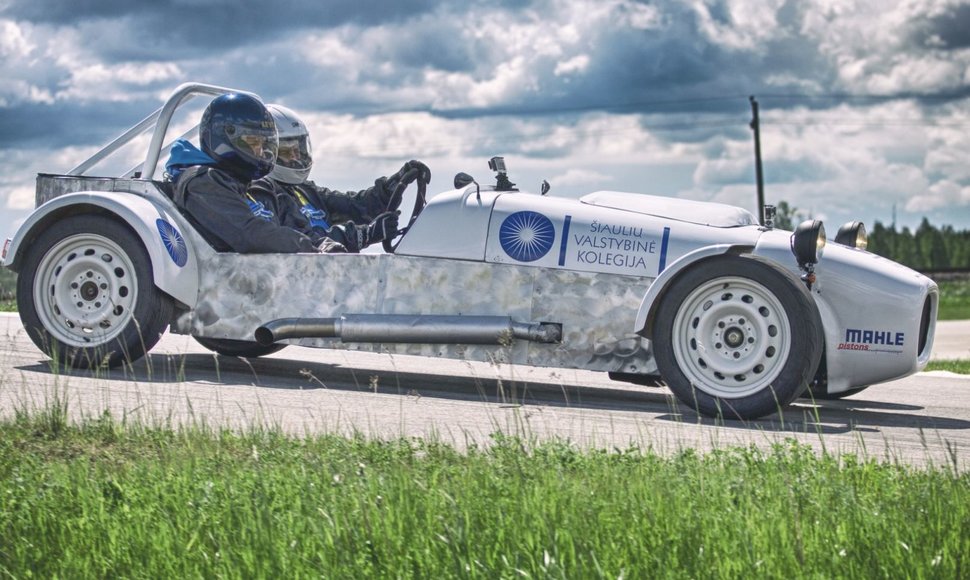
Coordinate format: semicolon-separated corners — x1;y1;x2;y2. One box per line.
266;104;312;184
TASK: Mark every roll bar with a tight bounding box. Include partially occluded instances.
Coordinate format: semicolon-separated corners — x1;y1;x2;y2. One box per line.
68;82;258;181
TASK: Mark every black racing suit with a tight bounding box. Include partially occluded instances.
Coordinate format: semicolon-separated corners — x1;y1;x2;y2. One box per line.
248;176;397;251
173;166;320;253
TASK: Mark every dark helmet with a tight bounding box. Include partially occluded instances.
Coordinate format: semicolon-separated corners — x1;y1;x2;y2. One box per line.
200;93;278;180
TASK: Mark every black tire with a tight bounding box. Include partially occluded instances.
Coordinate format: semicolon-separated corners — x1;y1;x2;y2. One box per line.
652;255;823;420
805;385;869;400
17;214;174;369
194;337;286;358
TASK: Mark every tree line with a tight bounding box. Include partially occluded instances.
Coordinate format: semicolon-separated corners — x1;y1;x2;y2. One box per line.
772;201;970;271
866;219;970;271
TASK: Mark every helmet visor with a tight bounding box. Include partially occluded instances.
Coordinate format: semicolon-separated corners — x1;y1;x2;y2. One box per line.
277;135;312;170
230;120;278;165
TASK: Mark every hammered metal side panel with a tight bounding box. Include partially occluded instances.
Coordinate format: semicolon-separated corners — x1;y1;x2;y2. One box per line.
377;257;536;363
175;251;659;374
176;253;383;336
529;269;657;373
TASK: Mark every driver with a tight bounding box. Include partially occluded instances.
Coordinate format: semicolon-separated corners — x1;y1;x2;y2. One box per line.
169;93;331;253
247;104;431;253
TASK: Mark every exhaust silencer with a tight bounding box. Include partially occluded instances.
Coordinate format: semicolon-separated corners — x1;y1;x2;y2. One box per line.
255;314;561;346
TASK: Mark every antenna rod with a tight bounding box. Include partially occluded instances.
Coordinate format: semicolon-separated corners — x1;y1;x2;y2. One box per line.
750;95;766;225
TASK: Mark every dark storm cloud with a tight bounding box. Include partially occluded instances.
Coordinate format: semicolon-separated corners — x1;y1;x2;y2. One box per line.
918;3;970;50
2;0;137;22
0;101;152;149
2;0;440;27
3;0;442;58
431;3;822;121
1;0;838;122
368;27;476;74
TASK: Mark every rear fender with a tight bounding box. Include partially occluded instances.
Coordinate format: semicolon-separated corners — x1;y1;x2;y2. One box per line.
634;244;753;337
4;191;200;307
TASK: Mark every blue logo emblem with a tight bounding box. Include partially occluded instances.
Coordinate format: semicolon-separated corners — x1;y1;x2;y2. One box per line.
246;198;274;220
499;211;556;262
156;219;188;267
300;204;331;231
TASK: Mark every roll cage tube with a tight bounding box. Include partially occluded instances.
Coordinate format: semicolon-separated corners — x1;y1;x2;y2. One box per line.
69;82;259;181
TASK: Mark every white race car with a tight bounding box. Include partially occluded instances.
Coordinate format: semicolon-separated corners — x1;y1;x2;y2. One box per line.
2;83;939;420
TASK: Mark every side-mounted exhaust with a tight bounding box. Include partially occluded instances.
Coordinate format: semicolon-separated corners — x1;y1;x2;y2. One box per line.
254;314;562;346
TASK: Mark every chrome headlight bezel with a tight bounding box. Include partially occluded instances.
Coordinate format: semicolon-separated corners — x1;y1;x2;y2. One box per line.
835;221;868;250
791;219;826;267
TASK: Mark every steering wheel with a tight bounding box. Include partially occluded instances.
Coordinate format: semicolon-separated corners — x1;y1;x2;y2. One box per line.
383;168;428;253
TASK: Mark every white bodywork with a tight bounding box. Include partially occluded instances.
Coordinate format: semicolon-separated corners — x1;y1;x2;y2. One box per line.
2;83;938;399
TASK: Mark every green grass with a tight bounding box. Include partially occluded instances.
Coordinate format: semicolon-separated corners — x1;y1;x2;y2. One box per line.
938;280;970;321
925;359;970;374
0;268;14;312
0;411;967;579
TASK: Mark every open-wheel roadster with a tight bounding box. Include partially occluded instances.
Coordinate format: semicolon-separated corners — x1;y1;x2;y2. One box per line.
2;83;939;420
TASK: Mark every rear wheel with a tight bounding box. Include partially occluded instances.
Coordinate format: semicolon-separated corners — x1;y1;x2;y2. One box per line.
653;255;823;420
194;337;286;358
17;214;174;369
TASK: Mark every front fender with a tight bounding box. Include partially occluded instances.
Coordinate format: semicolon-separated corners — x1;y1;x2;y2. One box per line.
634;243;753;337
750;230;938;392
4;191;200;307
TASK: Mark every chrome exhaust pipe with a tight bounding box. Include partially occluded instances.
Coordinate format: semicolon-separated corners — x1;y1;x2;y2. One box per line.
255;314;561;346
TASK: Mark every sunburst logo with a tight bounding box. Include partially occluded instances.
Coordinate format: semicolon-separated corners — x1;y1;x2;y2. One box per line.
156;219;188;267
499;211;556;262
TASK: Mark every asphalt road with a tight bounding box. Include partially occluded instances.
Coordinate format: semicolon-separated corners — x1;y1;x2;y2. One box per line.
1;313;968;470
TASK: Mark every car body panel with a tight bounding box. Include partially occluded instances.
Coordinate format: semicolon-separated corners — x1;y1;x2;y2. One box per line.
6;172;938;392
3;81;939;407
749;229;937;393
172;251;657;374
3;188;202;307
580;190;758;227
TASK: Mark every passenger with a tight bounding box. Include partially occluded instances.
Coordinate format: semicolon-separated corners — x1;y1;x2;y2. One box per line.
168;92;332;253
247;104;431;252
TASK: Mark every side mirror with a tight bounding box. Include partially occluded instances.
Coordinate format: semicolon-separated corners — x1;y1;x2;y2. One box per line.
541;180;550;196
454;172;475;188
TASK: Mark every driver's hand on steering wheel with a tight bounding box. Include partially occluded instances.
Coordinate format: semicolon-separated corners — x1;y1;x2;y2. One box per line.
404;159;431;185
366;211;400;245
385;160;431;211
390;160;431;186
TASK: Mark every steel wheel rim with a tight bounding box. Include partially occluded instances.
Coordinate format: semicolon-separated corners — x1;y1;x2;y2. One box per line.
32;232;139;348
671;276;792;399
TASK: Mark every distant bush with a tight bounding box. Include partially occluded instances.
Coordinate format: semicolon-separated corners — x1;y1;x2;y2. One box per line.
0;268;13;294
0;268;15;310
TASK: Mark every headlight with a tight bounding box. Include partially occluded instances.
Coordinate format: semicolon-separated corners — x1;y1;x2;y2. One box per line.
791;219;826;266
835;221;867;250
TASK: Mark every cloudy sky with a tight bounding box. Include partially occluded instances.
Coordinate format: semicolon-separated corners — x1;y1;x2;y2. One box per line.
2;0;969;241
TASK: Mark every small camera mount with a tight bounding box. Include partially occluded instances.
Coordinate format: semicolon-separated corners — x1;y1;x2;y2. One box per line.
488;156;517;191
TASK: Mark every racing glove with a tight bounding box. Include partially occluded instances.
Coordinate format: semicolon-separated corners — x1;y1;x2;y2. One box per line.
403;159;431;184
384;160;431;210
365;211;400;244
316;238;348;253
325;211;399;253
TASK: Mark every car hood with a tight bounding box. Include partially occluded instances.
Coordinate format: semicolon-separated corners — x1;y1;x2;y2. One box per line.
580;191;758;228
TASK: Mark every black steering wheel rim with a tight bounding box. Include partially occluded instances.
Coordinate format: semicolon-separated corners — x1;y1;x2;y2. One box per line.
383;169;427;254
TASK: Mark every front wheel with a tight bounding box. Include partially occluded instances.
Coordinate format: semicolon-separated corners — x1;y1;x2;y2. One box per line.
17;214;174;369
652;255;823;420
